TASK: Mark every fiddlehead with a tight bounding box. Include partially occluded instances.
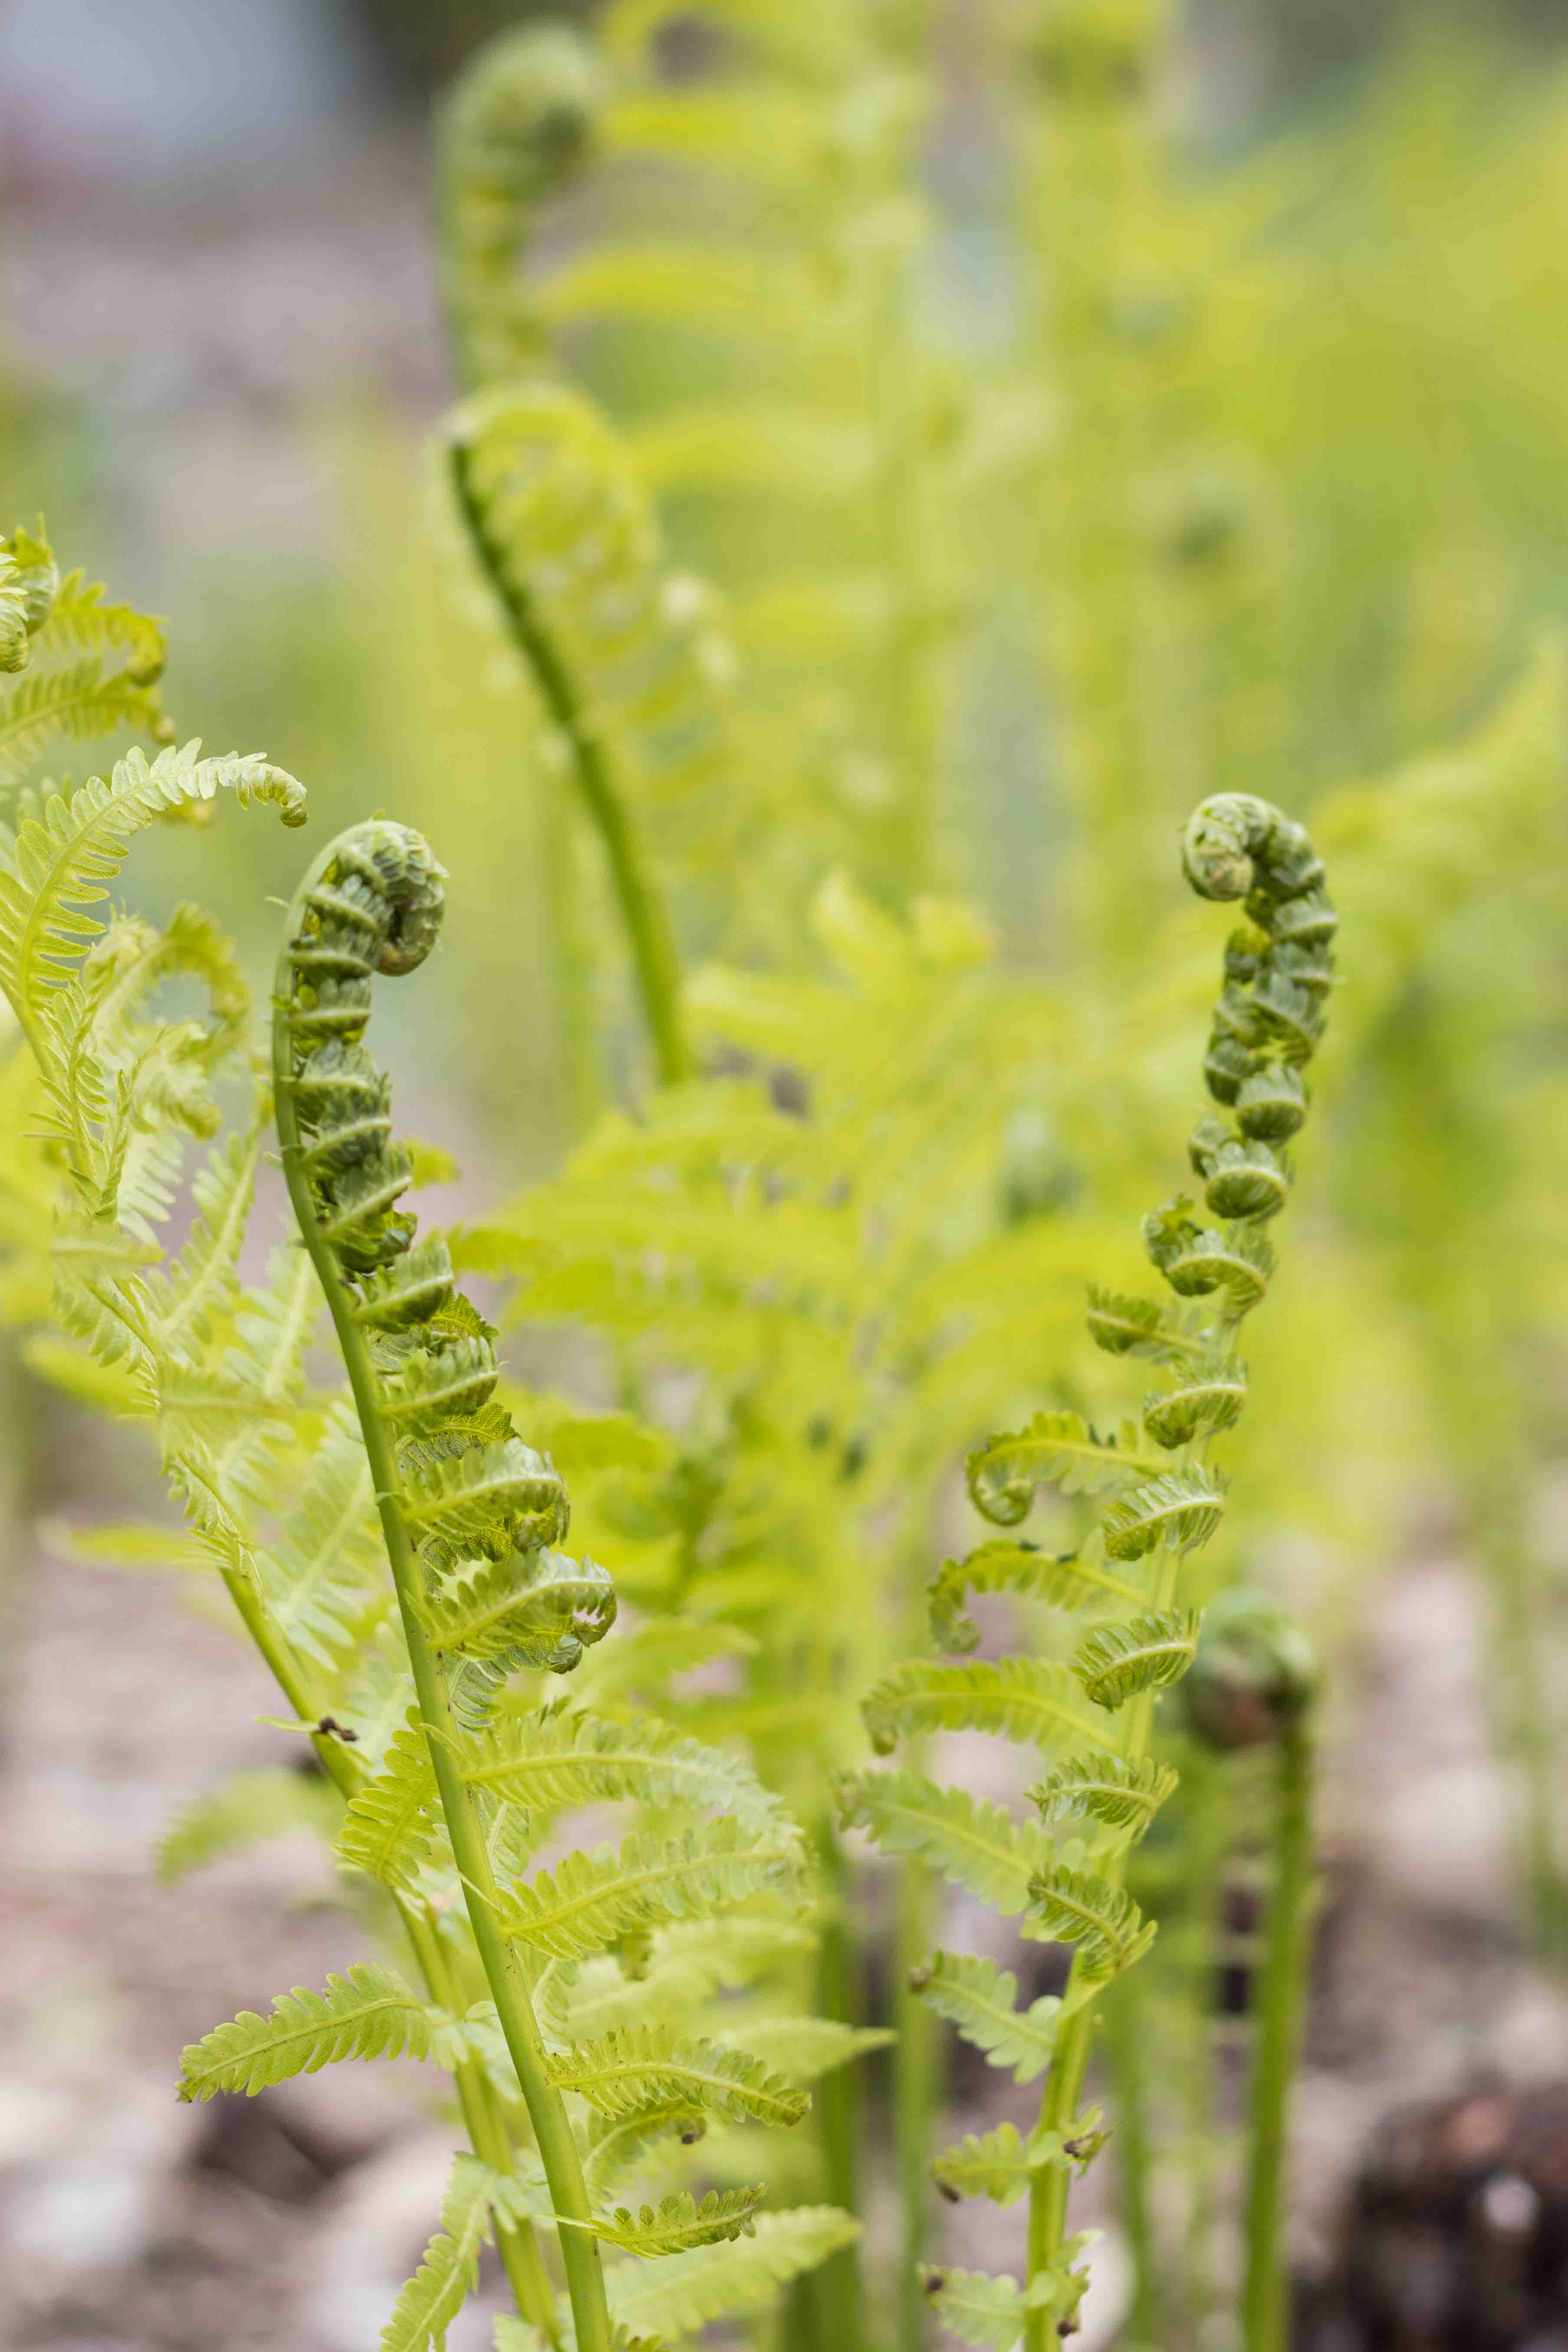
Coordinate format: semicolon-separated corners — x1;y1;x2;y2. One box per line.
435;23;603;392
845;793;1335;2347
273;822;837;2352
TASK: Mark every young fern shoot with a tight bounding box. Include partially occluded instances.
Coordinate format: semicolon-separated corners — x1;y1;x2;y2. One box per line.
844;793;1336;2347
269;822;842;2352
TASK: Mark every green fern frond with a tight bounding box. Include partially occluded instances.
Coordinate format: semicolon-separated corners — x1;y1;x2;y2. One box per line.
0;658;167;785
837;1772;1052;1916
932;2122;1040;2207
1071;1610;1200;1709
400;1438;568;1567
496;1819;802;1960
572;2186;765;2260
909;1952;1061;2084
579;2100;709;2199
1141;1351;1248;1447
1027;1751;1178;1837
1024;1865;1155;1981
33;568;164;680
605;2206;861;2341
966;1410;1164;1522
0;743;304;1076
177;1963;430;2100
926;1538;1143;1653
260;1406;382;1669
337;1723;435;1887
917;2264;1082;2352
1099;1470;1226;1562
545;2026;810;2129
711;2017;894;2085
861;1656;1101;1756
418;1546;614;1669
379;2153;494;2352
455;1706;791;1840
143;1120;266;1362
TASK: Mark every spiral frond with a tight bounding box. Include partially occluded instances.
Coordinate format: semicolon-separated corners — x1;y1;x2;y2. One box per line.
436;22;602;389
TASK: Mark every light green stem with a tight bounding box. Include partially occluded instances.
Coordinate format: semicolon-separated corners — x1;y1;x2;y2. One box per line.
1102;1971;1157;2341
448;443;689;1090
1023;1538;1185;2352
217;1556;561;2342
1242;1713;1315;2352
273;910;614;2352
895;1834;936;2352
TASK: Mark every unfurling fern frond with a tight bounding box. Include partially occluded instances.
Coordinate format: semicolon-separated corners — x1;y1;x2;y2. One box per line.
1071;1610;1200;1710
852;793;1338;2330
966;1409;1163;1520
1027;1752;1177;1837
436;22;602;390
861;1657;1101;1756
837;1772;1052;1917
177;1964;430;2099
926;1537;1142;1654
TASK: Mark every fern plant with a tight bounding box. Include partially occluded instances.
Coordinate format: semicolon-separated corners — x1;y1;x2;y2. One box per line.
841;792;1335;2346
0;533;863;2350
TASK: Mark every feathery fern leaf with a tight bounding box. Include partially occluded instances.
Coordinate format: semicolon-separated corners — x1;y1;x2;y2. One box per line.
932;2123;1040;2207
909;1952;1062;2084
1027;1752;1178;1837
378;2153;494;2352
572;2187;765;2260
861;1656;1101;1756
966;1410;1164;1522
605;2206;861;2341
837;1772;1052;1916
926;1537;1142;1653
1098;1470;1226;1562
337;1723;436;1887
545;2027;810;2129
496;1819;802;1960
177;1964;430;2100
454;1706;791;1839
1024;1865;1155;1981
1071;1610;1200;1710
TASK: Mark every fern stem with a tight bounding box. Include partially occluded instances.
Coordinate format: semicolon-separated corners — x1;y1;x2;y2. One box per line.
409;1913;563;2343
216;1543;562;2339
1241;1711;1315;2352
894;1844;936;2352
808;1822;869;2352
448;441;690;1090
1023;1533;1185;2352
272;920;615;2352
1102;1971;1157;2341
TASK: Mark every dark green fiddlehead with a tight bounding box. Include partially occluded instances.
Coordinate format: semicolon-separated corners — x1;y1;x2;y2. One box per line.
272;821;618;2352
845;793;1335;2348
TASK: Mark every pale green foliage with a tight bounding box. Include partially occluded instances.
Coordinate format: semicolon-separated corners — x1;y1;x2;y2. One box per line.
602;2207;863;2341
178;1964;431;2099
908;1954;1062;2086
544;2027;810;2129
575;2186;766;2258
381;2154;496;2352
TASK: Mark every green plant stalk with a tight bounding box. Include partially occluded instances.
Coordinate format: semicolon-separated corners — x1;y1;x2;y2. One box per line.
1023;1532;1187;2352
1242;1711;1315;2352
273;922;614;2352
1177;1758;1229;2337
540;772;601;1139
894;1841;937;2352
807;1822;868;2352
1102;1969;1157;2342
449;444;689;1089
215;1553;562;2342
